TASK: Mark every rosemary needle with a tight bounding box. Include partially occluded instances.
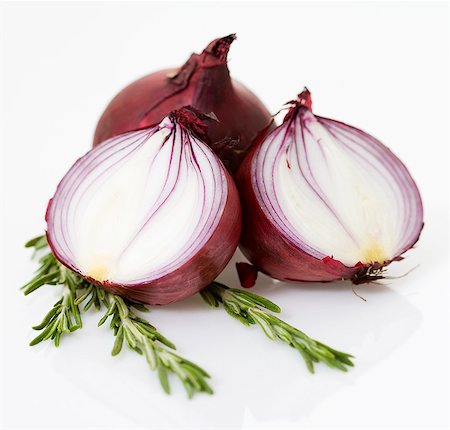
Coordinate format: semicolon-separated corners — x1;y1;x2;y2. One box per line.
201;282;354;373
22;235;212;397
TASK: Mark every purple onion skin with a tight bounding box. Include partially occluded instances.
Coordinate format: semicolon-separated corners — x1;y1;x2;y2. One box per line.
47;171;241;306
235;93;423;284
93;35;274;173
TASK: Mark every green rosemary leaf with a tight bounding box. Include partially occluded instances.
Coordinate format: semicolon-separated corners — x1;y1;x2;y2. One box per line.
132;345;144;355
158;364;170;394
54;331;62;347
123;325;138;349
129;314;157;329
130;302;149;313
115;296;129;319
111;326;124;356
202;282;354;373
133;322;176;350
29;318;59;346
177;357;211;378
316;342;355;362
69;296;82;329
233;289;281;313
32;305;61;330
143;337;157;369
23;237;85;346
22;271;60;295
60;311;69;332
97;289;212;397
184;368;202;392
225;300;241;315
200;378;214;395
74;286;91;305
154;333;176;350
296;345;315;374
199;288;219;308
183;363;209;385
134;321;157;338
28;281;82;347
23;235;212;397
248;309;277;341
98;302;116;327
110;311;120;330
223;302;251;326
183;380;194;399
273;324;293;344
25;235;46;248
83;294;96;312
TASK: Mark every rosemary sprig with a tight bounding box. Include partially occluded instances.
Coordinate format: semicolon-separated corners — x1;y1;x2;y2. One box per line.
82;288;212;398
22;237;83;346
23;235;212;397
201;282;354;373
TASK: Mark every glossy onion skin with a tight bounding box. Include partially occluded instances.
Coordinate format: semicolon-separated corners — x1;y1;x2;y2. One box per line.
235;144;356;283
96;174;242;305
93;35;273;173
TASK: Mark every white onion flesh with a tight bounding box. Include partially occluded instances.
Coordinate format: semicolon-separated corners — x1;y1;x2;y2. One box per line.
47;117;227;284
254;109;422;267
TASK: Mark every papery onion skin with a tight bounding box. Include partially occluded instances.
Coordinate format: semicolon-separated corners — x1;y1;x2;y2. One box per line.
236;262;259;288
236;90;423;284
46;108;242;305
93;34;273;173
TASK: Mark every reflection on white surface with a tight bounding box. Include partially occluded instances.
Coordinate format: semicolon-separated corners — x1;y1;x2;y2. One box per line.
46;249;423;429
215;251;422;427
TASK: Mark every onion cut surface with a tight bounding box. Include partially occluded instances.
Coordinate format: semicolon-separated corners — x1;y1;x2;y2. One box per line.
236;90;423;283
93;34;273;173
47;109;241;304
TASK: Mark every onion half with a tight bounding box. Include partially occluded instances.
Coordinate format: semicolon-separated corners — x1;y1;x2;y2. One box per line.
46;108;241;305
236;89;423;284
93;34;274;173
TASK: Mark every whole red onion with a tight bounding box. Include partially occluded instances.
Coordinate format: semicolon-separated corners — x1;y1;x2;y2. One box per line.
93;34;273;173
46;108;242;305
236;89;424;284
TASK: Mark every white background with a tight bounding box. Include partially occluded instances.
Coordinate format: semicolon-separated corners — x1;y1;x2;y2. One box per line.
0;2;449;429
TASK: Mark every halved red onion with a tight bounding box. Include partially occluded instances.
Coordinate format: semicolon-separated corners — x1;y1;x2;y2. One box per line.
46;108;241;305
93;34;274;173
236;89;423;284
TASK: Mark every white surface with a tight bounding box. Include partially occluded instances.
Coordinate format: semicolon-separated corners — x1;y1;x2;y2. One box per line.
0;2;449;429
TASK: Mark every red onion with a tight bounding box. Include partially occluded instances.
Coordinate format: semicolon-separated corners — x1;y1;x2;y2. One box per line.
46;108;241;305
93;34;273;173
236;89;423;284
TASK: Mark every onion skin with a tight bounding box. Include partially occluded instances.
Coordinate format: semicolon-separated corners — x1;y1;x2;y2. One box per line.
236;91;423;284
46;109;242;305
93;34;273;173
235;262;259;288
